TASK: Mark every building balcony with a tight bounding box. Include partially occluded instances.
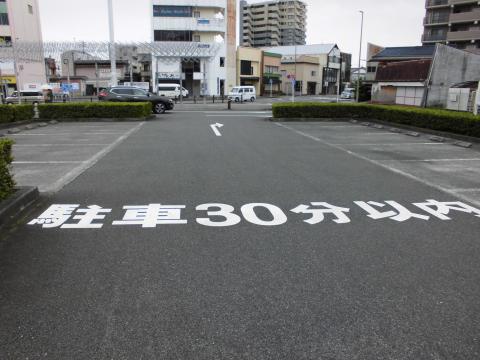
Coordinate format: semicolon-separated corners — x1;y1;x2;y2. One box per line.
153;17;225;33
423;15;450;25
422;33;448;42
449;9;480;23
447;29;480;41
449;0;479;5
425;0;449;8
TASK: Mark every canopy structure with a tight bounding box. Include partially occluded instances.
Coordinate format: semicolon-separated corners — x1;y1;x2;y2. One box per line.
0;41;223;64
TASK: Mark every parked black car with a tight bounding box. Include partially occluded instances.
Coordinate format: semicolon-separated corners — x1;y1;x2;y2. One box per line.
98;86;174;114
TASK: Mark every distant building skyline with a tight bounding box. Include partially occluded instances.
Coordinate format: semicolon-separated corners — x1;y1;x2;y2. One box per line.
239;0;307;47
37;0;425;67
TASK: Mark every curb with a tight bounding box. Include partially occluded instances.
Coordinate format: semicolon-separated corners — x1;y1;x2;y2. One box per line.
0;187;39;229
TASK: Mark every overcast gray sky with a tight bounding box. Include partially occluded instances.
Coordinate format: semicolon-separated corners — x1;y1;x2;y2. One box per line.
38;0;424;65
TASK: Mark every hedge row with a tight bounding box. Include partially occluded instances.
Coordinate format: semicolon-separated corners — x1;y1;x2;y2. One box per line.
37;102;152;120
0;105;34;124
0;138;15;202
272;102;480;138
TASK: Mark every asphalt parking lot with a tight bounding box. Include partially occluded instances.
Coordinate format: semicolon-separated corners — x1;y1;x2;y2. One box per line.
275;120;480;206
1;110;480;359
9;122;144;193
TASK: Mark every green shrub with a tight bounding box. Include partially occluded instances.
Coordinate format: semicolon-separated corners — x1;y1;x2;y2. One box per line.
0;104;34;123
37;102;152;120
0;105;14;124
12;104;34;121
272;102;480;138
0;138;15;202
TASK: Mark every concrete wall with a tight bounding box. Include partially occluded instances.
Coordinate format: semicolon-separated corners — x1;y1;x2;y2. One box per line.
427;44;480;107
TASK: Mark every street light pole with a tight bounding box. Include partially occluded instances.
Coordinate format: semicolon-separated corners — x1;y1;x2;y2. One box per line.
356;10;364;103
108;0;117;87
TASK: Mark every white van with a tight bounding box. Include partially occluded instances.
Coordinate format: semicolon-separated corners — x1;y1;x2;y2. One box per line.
228;86;256;102
157;84;189;98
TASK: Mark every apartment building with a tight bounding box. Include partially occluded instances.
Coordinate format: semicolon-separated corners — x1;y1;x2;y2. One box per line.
0;0;46;95
422;0;480;53
151;0;236;96
239;0;306;48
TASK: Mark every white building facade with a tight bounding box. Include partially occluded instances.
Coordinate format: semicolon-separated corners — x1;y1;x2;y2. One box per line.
151;0;236;96
0;0;46;95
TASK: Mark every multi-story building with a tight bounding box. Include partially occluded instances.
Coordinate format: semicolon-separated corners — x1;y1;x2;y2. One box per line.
0;0;46;96
150;0;236;96
236;47;282;95
422;0;480;54
239;0;306;48
264;44;348;95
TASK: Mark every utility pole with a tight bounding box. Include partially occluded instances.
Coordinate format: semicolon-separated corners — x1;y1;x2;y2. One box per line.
12;38;21;104
108;0;117;86
474;81;480;116
356;10;364;103
95;61;99;95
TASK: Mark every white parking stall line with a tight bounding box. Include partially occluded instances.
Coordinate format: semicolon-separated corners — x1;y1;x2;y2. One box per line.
12;132;127;136
274;122;480;208
381;158;480;163
13;161;86;164
14;144;110;147
331;143;446;146
41;122;145;194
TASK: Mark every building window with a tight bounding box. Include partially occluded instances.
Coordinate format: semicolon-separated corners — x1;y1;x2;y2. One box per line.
295;80;302;92
193;11;200;18
193;35;201;42
241;60;253;75
311;71;317;76
28;4;33;14
220;57;225;67
367;66;376;73
0;13;8;25
0;36;11;46
154;30;193;42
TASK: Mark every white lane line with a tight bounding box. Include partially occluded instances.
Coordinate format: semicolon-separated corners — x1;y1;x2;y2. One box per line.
13;161;85;164
381;158;480;163
208;115;271;117
14;144;110;147
12;132;127;136
42;122;145;194
331;143;445;146
275;122;480;207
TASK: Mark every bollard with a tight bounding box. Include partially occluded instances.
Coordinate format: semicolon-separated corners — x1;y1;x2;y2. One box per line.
90;97;93;102
33;103;40;120
212;95;215;104
227;99;232;110
241;94;243;103
194;96;197;104
222;95;224;103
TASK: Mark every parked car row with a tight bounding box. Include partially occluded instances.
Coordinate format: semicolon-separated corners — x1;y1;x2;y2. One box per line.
98;87;174;114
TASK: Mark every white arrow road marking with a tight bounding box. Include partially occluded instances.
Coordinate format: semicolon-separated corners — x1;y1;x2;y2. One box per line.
210;123;224;137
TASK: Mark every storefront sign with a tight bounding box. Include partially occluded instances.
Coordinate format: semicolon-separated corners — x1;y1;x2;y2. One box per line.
153;5;192;17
